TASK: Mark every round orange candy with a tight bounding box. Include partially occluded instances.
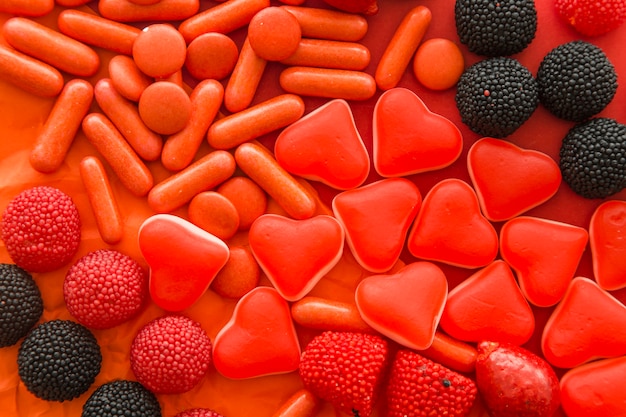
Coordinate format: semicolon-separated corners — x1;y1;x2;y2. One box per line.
247;7;301;61
413;38;465;91
185;32;239;81
138;81;191;135
211;246;260;299
188;191;240;241
132;24;187;78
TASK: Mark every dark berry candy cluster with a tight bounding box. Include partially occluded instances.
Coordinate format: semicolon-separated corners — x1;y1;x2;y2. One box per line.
82;380;162;417
0;264;43;347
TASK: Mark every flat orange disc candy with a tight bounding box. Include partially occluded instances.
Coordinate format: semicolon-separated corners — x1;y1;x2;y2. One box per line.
185;32;239;80
413;38;464;90
138;81;192;135
132;23;186;78
248;6;301;61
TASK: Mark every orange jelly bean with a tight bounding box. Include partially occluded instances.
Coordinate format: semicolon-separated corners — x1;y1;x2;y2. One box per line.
0;0;53;17
224;37;267;113
138;81;192;135
185;33;239;81
413;38;465;91
0;45;64;98
247;7;301;61
280;6;368;41
108;55;153;102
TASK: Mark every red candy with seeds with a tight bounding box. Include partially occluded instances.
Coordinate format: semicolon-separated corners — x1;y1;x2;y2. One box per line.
174;409;225;417
130;315;212;394
555;0;626;36
63;249;147;330
1;186;81;273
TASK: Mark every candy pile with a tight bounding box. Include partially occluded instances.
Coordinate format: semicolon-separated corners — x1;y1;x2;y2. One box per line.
0;0;625;417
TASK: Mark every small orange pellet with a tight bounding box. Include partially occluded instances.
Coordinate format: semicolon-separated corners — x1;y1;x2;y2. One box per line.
2;17;100;77
148;150;236;213
279;38;371;70
132;23;186;78
162;79;224;171
247;7;301;61
108;55;153;102
81;113;154;197
185;32;239;81
94;78;163;161
281;6;368;41
210;246;260;299
224;37;267;113
138;81;192;135
0;0;53;17
375;5;432;91
188;191;240;240
217;176;267;230
279;67;376;101
57;9;142;56
30;79;94;173
0;45;63;97
207;93;305;150
79;156;124;245
234;142;316;220
98;0;199;22
178;0;270;43
413;38;465;91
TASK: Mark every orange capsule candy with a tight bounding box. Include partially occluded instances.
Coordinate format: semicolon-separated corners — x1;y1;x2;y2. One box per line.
280;39;371;70
132;23;186;78
98;0;200;22
185;33;239;81
188;191;240;240
280;6;368;41
0;0;53;17
0;45;64;98
248;7;301;61
108;55;153;102
224;37;267;113
138;81;192;135
280;67;376;101
413;38;465;91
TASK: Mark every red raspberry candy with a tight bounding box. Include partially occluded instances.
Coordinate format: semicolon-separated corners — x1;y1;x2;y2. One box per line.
1;186;81;273
63;249;148;330
174;409;224;417
130;315;212;394
555;0;626;37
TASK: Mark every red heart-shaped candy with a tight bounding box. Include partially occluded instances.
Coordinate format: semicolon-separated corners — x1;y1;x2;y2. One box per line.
407;178;498;268
590;200;626;291
249;214;344;301
373;87;463;177
355;261;448;350
467;137;562;222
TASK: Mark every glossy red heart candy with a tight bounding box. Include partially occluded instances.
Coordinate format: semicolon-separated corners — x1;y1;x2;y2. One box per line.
138;214;229;312
467;137;562;222
355;261;448;350
373;87;463;177
500;216;589;307
407;178;498;268
439;260;535;345
542;277;626;368
332;178;422;273
248;214;344;301
589;200;626;291
274;99;370;190
212;286;301;379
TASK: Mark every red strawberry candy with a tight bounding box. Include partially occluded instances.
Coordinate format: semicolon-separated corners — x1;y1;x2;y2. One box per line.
467;138;561;222
248;214;344;301
475;341;560;417
541;276;626;368
138;214;229;312
439;260;535;346
174;409;225;417
63;249;147;330
1;186;81;273
373;87;463;177
500;216;588;307
386;349;477;417
274;99;370;190
355;261;448;350
130;315;212;394
589;200;626;291
560;355;626;417
555;0;626;36
332;178;422;273
299;331;390;417
212;286;301;379
407;178;498;269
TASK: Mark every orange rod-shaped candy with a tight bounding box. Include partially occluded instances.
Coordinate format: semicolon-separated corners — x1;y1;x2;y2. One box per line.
93;78;163;162
0;45;64;97
279;67;376;101
280;6;368;41
29;79;94;173
57;9;142;56
375;5;432;91
280;38;371;70
271;389;319;417
208;94;304;150
234;142;316;220
291;296;375;333
82;113;154;197
98;0;200;22
178;0;270;43
79;156;124;245
420;331;478;374
108;55;152;102
2;17;100;77
224;37;267;113
148;150;236;213
0;0;53;17
162;79;224;171
56;0;92;6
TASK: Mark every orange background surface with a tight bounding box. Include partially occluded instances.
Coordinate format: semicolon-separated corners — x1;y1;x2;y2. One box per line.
0;1;625;416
